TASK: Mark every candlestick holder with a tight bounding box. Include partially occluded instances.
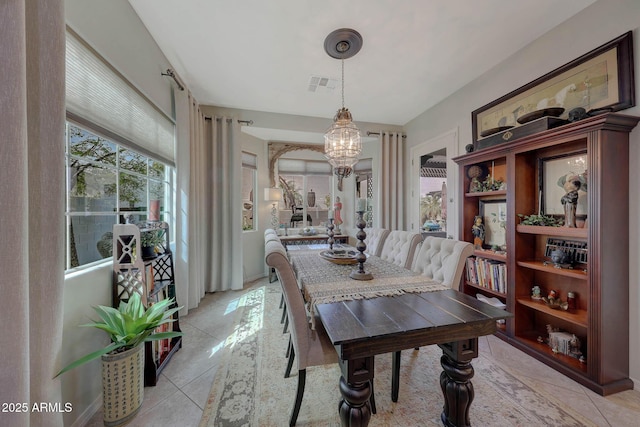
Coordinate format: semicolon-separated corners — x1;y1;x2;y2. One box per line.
350;211;373;280
327;219;335;251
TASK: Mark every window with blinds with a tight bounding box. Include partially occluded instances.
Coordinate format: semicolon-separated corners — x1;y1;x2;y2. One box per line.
242;152;257;231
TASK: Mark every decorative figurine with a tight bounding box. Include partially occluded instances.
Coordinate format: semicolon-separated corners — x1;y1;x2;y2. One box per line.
558;173;587;228
546;248;572;269
531;286;542;300
471;215;485;249
333;196;343;233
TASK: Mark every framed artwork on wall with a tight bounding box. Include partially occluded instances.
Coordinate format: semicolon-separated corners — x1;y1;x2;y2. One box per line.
471;32;635;147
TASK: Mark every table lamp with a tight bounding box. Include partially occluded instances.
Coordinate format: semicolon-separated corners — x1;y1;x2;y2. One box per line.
264;187;282;230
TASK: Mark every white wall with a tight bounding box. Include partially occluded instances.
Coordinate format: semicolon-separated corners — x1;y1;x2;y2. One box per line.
60;263;112;427
404;0;640;383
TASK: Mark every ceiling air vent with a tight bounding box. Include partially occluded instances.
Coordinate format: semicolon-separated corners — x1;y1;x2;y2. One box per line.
308;75;338;93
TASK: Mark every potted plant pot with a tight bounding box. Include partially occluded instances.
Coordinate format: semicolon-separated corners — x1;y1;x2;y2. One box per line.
101;345;145;426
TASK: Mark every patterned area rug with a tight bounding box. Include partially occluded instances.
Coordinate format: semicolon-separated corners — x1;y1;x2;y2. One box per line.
200;284;595;426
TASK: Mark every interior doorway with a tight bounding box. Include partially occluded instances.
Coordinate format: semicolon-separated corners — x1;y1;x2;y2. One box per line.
410;129;459;238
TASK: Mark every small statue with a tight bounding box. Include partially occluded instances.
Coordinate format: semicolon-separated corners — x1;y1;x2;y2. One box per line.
569;334;582;358
471;216;485;249
531;285;542;300
469;177;482;193
558;173;586;228
334;196;343;233
548;249;572;269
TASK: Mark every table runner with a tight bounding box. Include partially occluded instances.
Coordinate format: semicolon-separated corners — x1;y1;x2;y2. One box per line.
288;250;448;323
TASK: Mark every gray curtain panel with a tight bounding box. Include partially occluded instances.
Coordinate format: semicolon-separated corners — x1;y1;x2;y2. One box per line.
188;96;244;295
378;132;405;230
0;0;66;426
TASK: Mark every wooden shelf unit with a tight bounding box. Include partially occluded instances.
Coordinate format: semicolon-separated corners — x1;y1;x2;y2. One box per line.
112;221;182;387
454;113;639;395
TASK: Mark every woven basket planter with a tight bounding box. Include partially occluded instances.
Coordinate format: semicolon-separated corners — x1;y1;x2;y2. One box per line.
101;345;145;427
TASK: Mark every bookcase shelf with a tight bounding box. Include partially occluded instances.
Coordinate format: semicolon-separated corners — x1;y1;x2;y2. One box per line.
473;249;507;262
517;298;588;327
465;281;506;298
516;224;588;238
113;221;182;387
516;260;588;280
454;113;638;396
464;189;507;198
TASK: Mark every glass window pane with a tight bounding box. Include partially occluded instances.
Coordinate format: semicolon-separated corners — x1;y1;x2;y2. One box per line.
119;171;147;211
68;124;116;167
242;167;255;231
149;159;165;180
420;177;446;232
68;215;117;268
68;159;117;213
149;179;165;221
119;147;147;174
279;175;304;227
306;175;332;226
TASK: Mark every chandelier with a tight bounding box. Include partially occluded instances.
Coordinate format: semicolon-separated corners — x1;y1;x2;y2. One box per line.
323;29;363;171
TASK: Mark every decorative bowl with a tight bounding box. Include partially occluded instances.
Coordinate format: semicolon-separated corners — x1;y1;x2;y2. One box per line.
299;228;318;236
319;249;358;265
542;297;568;310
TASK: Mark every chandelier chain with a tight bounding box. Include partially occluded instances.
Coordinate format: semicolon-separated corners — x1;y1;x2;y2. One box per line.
341;58;345;109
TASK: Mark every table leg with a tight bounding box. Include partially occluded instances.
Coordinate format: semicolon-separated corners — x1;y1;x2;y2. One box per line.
437;339;478;427
337;356;373;427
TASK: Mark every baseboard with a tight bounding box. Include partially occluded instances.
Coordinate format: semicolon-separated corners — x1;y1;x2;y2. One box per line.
244;272;265;283
69;393;101;427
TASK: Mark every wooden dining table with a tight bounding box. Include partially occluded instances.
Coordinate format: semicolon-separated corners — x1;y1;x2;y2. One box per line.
288;247;513;427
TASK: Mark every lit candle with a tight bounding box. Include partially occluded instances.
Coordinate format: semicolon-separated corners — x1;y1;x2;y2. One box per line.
357;198;366;212
328;209;334;219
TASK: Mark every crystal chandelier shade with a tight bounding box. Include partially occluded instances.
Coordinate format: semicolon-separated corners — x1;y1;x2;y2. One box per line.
324;107;362;169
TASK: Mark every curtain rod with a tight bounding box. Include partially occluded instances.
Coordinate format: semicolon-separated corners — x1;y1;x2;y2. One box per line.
366;131;406;138
161;69;185;91
204;117;253;125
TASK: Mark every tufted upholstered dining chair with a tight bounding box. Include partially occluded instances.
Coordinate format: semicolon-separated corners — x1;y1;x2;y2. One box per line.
363;228;390;257
411;236;474;290
265;239;378;425
390;236;474;402
379;230;422;269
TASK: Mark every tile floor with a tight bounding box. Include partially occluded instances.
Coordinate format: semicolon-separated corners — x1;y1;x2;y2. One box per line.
87;276;640;426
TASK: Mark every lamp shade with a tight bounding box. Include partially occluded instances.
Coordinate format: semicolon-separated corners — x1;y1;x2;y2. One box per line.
264;187;282;202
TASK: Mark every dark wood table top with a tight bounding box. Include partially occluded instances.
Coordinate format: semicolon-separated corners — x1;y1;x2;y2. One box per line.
316;288;513;360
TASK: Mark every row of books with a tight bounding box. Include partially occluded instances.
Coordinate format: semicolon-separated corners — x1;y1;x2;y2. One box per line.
466;256;507;294
149;284;175;364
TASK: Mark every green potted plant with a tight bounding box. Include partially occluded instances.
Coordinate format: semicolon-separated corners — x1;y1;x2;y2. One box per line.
518;213;564;227
139;229;164;259
55;292;182;426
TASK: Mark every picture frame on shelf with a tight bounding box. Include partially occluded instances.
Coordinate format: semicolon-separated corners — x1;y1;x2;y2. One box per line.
471;32;635;147
479;199;507;249
538;151;587;218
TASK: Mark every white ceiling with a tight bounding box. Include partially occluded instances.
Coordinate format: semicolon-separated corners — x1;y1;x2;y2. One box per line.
128;0;597;141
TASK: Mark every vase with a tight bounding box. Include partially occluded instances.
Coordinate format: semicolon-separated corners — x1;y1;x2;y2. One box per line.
149;199;160;221
101;345;144;427
307;190;315;207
